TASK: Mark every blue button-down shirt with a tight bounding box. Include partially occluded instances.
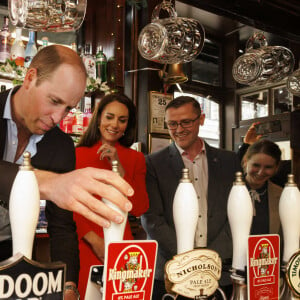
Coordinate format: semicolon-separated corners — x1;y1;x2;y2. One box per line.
0;88;44;242
3;87;44;164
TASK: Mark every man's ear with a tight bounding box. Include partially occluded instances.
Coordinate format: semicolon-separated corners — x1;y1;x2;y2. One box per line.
23;68;37;89
199;113;205;126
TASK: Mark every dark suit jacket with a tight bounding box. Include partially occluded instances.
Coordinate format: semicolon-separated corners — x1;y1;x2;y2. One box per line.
141;142;241;285
0;88;79;284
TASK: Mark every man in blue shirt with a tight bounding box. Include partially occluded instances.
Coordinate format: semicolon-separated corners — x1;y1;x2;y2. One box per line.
0;44;133;299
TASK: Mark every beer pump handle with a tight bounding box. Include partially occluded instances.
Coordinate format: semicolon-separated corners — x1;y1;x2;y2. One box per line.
102;160;128;256
9;152;40;259
279;174;300;264
227;172;253;271
173;168;199;254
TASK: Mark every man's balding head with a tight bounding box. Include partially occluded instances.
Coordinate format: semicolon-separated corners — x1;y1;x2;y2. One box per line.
29;44;87;86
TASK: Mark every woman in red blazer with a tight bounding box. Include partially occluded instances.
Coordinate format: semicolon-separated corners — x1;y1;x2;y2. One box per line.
74;93;149;298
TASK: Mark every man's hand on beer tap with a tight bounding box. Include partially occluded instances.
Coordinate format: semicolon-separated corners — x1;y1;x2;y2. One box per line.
35;167;134;227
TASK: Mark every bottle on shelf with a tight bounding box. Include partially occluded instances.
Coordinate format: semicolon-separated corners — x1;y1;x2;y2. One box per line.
0;16;11;64
38;36;48;51
83;98;92;133
59;110;74;134
72;107;84;135
82;43;96;79
10;27;25;67
24;31;37;68
71;42;77;53
107;56;116;90
95;44;107;83
77;45;83;57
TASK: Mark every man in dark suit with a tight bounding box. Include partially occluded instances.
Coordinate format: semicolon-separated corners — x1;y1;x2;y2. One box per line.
141;96;241;299
0;45;133;299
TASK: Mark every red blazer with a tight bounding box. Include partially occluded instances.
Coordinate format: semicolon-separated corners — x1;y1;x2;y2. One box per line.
74;141;149;298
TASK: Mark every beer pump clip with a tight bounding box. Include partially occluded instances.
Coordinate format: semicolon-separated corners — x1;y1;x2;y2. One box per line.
164;169;225;299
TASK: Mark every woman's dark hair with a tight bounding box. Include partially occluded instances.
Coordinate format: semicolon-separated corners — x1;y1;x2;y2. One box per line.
243;139;282;168
77;93;136;147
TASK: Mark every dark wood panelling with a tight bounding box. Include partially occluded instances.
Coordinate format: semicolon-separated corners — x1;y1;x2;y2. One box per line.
83;0;125;89
83;0;96;49
114;0;125;88
293;149;300;189
179;0;300;43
